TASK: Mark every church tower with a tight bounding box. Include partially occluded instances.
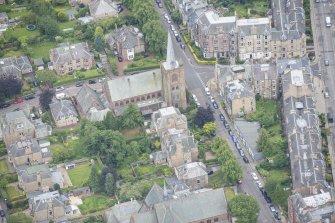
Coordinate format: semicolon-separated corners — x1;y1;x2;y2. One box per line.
161;33;187;109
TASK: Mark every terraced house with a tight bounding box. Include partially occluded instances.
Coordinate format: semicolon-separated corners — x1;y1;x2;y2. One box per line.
49;42;94;75
0;55;32;79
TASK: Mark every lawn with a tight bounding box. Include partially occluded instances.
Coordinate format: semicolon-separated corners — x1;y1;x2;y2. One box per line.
224;188;235;202
55;69;106;86
134;164;173;177
59;20;77;30
231;0;269;18
28;41;57;60
3;50;24;57
5;186;24;200
208;171;227;188
8;212;32;223
124;58;161;73
0;159;9;174
4;27;39;40
7;9;30;19
67;162;92;188
49;139;85;164
121;128;141;138
79;195;115;214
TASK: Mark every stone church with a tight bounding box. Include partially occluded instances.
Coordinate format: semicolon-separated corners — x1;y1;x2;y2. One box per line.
103;33;187;116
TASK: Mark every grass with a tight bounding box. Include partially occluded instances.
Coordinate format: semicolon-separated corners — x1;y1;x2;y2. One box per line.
55;69;105;86
79;195;115;214
29;41;57;60
5;186;24;200
7;9;30;19
4;27;39;40
59;20;77;30
124;58;161;73
8;212;32;223
3;50;24;57
49;139;85;164
208;171;227;188
121;128;141;138
0;159;9;174
224;188;235;202
231;0;268;18
67;162;92;188
134;164;173;177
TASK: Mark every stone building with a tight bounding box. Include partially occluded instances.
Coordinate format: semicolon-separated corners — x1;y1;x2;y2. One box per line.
89;0;118;20
174;162;208;190
252;63;278;99
18;164;53;193
0;56;32;79
50;100;79;128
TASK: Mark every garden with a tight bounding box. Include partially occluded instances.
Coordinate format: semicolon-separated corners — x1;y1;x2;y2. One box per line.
8;212;32;223
79;195;115;214
0;159;9;174
67;161;93;188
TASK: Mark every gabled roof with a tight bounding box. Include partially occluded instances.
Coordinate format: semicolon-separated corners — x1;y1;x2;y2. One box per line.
31;191;66;212
50;100;78;121
105;200;142;223
0;56;32;78
3;110;35;135
196;10;236;35
76;84;106;114
111;25;144;50
144;184;164;208
236;18;271;37
175;162;207;180
18;164;51;183
89;0;118;17
50;42;93;65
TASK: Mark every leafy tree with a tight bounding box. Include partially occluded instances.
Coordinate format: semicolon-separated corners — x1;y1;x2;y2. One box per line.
171;11;182;25
29;0;54;16
7;212;33;223
105;173;116;196
103;111;122;130
56;10;69;22
83;216;105;223
38;16;59;39
90;164;103;192
14;0;25;4
53;183;60;191
202;122;216;136
0;178;8;189
221;159;242;183
122;103;144;129
36;70;58;87
93;34;105;52
229;194;260;223
0;78;22;103
273;151;288;168
142;20;167;56
77;6;89;18
194;106;214;127
257;128;270;153
122;0;135;9
39;88;55;111
119;182;142;202
133;0;158;26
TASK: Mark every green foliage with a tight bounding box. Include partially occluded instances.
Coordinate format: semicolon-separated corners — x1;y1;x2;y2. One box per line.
93;34;105;52
89;164;103;192
68;162;93;188
171;11;182;25
0;141;7;156
38;17;59;39
0;78;22;103
194;106;214;127
143;20;167;57
83;215;105;223
105;173;116;196
79;195;115;214
56;10;69;22
8;212;32;223
36;70;58;87
264;173;290;210
202;122;216;136
229;194;260;223
39;88;55;111
118;179;159;202
122;103;144;129
133;0;158;26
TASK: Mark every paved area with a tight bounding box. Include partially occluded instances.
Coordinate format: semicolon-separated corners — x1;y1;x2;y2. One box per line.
58;166;73;187
313;76;327;114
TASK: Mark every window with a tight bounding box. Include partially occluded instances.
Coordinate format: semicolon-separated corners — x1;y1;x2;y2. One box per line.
265;35;268;40
265;42;268;45
257;41;260;45
214;47;218;51
214;40;218;44
257;35;261;39
231;41;235;44
214;218;219;222
241;37;244;40
197;179;201;184
207;220;211;223
291;40;294;43
49;210;52;216
282;48;285;51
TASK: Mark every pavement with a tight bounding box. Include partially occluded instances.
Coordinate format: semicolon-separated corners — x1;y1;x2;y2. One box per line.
311;0;335;186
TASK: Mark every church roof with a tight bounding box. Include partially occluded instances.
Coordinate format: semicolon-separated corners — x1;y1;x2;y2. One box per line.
162;33;179;70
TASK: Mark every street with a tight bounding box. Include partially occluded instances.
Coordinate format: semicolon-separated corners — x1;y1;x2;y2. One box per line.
312;0;335;185
155;3;276;223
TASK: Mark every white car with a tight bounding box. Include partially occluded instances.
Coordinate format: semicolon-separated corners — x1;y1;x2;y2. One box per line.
55;86;65;92
269;205;276;212
170;25;175;31
174;30;178;37
210;96;215;103
192;94;198;102
167;19;171;24
251;172;259;181
205;87;211;95
164;13;169;19
255;181;263;188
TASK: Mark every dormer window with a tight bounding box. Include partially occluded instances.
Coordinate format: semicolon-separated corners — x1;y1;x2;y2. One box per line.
16;123;24;129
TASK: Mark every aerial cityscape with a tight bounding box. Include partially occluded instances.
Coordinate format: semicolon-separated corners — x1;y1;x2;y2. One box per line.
0;0;334;222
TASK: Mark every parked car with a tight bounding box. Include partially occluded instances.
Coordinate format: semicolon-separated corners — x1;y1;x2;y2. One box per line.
75;82;84;87
13;98;23;104
219;114;225;121
205;86;210;95
24;94;35;100
196;102;201;108
98;77;106;83
180;43;185;49
33;81;39;87
176;36;181;42
170;25;175;31
265;196;272;203
118;56;123;62
231;135;237;143
238;149;245;157
269;204;276;212
164;13;169;19
251;172;259;181
212;101;218;109
235;142;241;150
156;0;161;3
325;60;329;66
167;19;171;24
13;108;20;111
210;96;215;103
224;122;230;129
158;3;163;8
228;130;233;136
174;30;179;37
55;86;65;92
243;156;249;163
237;179;242;184
0;103;10;109
274;212;281;220
88;79;96;84
255;181;263;188
0;209;5;217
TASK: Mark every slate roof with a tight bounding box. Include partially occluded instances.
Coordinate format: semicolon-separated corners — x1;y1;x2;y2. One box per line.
253;63;278;81
76;84;106;114
110;25;144;50
144;184;164;208
89;0;118;17
196;10;236;35
175;162;207;180
106;69;162;102
105;200;142;223
162;128;197;156
3;110;35;135
33;58;44;67
151;107;187;133
30;191;66;212
18;164;51;183
224;79;254;103
50;100;78;122
236;18;270;37
50;42;93;65
33;119;52;140
0;56;32;79
0;12;8;21
8;138;47;158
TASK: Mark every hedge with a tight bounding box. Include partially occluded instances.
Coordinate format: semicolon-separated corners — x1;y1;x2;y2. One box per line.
186;42;217;65
124;64;160;74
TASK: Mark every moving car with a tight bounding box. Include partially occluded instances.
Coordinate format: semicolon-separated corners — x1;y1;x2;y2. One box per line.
251;172;259;181
13;98;23;104
55;86;64;92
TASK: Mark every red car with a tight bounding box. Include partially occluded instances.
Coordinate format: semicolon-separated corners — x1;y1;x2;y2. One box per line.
13;98;24;104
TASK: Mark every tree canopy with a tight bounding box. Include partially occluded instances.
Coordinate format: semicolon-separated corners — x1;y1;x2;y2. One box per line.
194;106;214;127
142;20;167;57
39;88;55;111
0;78;22;103
122;103;144;129
229;194;260;223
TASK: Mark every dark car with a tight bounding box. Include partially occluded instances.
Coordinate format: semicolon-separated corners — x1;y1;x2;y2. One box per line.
118;56;123;62
260;187;266;195
75;82;84;87
207;170;214;175
0;209;5;217
118;6;123;13
224;122;230;129
158;3;163;8
176;36;181;42
274;212;281;220
0;103;10;109
88;79;96;84
212;101;219;109
243;156;249;163
24;94;35;100
219;114;225;121
264;195;272;203
156;0;161;3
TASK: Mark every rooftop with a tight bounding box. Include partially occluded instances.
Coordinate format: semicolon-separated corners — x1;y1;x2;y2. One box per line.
175;162;207;179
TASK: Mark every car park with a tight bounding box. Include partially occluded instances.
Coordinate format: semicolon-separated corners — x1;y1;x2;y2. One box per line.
24;94;35;100
269;204;276;212
251;172;259;181
55;86;64;92
212;101;218;109
88;79;96;84
219;114;225;121
243;156;249;163
13;98;23;104
176;36;181;42
238;149;245;157
0;103;10;109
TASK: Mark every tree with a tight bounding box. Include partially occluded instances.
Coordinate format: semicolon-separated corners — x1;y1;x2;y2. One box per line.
273;151;288;168
194;106;214;127
229;194;260;223
56;10;69;22
202;122;216;136
122;103;144;129
222;159;242;184
142;20;167;56
171;11;182;25
105;173;116;196
36;70;58;87
0;78;22;103
257;128;270;153
103;111;122;130
53;183;60;191
93;34;105;52
133;0;158;26
38;16;59;39
90;164;102;192
39;88;55;111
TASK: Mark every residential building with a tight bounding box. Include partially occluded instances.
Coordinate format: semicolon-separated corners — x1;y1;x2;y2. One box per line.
270;0;306;59
0;12;8;24
69;0;92;6
174;162;208;190
50;100;79;128
104;200;142;223
29;191;68;223
180;0;208;26
17;164;53;193
7;138;52;167
236;18;271;60
0;56;33;79
223;79;256;116
252;63;278;99
130;186;230;223
193;10;236;58
2;110;36;145
33;119;53;147
160;128;198;167
89;0;118;20
161;33;187;109
104;69;164;116
288;187;335;223
105;25;145;61
33;58;44;71
151;107;188;137
74;84;110;121
49;42;94;75
0;0;5;5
